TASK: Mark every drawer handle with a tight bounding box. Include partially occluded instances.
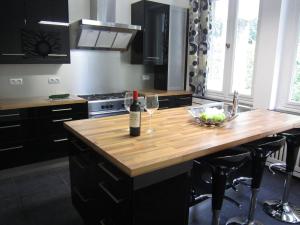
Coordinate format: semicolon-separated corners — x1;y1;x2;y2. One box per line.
158;99;169;102
0;145;23;152
72;157;85;169
0;113;20;118
146;56;160;59
98;182;124;204
73;187;89;203
178;97;191;100
97;163;121;182
0;124;21;129
52;118;73;123
71;140;87;152
1;53;25;56
52;108;72;112
53;138;68;143
48;54;68;57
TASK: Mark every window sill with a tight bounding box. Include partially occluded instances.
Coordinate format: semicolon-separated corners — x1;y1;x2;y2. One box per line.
275;106;300;116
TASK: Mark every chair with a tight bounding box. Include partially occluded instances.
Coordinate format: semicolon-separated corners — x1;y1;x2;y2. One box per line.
226;135;286;225
263;128;300;223
193;147;251;225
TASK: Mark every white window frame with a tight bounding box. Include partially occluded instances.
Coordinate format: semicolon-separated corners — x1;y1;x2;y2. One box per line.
206;0;262;105
276;0;300;113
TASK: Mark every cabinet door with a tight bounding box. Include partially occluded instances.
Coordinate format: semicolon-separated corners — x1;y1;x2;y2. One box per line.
143;2;169;65
0;0;25;58
25;0;69;24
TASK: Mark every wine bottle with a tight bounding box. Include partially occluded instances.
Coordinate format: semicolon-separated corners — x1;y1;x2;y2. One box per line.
130;90;141;136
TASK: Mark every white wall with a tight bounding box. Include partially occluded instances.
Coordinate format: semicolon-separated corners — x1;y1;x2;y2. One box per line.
0;0;156;99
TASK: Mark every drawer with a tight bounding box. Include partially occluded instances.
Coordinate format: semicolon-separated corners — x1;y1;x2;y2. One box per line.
0;141;28;169
40;113;86;136
158;96;173;110
0;109;30;123
0;119;33;142
40;135;71;160
173;95;192;107
39;103;88;118
72;186;104;225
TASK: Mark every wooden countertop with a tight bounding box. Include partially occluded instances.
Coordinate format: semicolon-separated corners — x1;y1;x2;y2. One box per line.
64;108;300;177
0;95;86;110
140;90;192;97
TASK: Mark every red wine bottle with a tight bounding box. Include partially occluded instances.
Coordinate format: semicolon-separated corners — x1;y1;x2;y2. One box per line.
130;90;141;136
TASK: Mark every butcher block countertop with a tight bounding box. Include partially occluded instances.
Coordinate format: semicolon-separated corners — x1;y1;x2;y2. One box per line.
64;108;300;177
140;90;192;97
0;96;86;110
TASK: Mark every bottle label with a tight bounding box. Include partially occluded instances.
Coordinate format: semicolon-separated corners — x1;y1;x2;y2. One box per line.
130;111;141;128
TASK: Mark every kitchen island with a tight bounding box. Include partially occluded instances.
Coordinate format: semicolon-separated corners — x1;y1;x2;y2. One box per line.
64;108;300;225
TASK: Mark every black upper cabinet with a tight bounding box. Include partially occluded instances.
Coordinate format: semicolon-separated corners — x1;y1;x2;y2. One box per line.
0;0;25;55
25;0;69;24
131;1;169;65
0;0;70;64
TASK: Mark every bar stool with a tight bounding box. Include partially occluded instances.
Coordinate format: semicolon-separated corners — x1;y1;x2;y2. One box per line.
226;135;286;225
263;128;300;223
193;147;251;225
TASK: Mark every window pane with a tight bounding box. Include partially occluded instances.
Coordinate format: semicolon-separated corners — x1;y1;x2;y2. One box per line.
231;0;260;96
289;33;300;103
207;0;229;92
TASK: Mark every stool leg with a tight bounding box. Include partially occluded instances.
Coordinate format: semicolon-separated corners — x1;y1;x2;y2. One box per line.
212;167;227;225
263;172;300;223
226;188;263;225
263;144;300;223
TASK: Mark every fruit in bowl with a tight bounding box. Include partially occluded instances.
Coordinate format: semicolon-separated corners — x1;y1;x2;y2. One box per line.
199;108;226;125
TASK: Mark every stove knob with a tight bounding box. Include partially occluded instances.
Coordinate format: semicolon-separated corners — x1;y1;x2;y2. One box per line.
101;106;104;109
109;104;113;109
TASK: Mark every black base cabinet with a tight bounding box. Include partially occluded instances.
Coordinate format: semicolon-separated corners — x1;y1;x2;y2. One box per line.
158;94;192;110
0;102;88;170
69;134;192;225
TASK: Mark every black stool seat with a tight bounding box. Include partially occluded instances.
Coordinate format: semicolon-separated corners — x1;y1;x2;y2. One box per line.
263;129;300;223
227;135;286;225
193;147;251;225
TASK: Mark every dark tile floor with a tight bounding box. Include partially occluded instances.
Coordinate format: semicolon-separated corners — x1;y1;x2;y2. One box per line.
0;162;299;225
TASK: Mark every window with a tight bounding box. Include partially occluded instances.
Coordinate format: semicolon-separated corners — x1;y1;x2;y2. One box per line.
206;0;261;100
207;0;229;92
276;0;300;111
289;33;300;103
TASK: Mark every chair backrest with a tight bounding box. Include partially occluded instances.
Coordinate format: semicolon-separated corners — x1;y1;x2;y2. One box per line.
247;136;286;157
281;128;300;146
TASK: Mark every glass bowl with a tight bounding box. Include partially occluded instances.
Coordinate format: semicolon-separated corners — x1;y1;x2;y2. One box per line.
188;102;237;127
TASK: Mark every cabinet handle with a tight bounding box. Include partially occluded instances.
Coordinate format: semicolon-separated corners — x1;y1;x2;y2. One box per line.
72;157;85;170
53;138;68;143
146;56;160;59
178;97;191;100
0;113;20;118
97;163;121;182
73;187;89;203
48;54;68;57
71;140;87;152
98;182;124;204
100;219;108;225
52;108;72;112
0;145;23;152
52;118;73;123
1;53;25;56
158;99;169;102
0;124;21;129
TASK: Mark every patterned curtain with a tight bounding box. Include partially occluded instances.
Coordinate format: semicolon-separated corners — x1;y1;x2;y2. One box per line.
188;0;212;97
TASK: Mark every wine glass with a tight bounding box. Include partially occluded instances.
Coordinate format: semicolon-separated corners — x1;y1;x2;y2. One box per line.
145;95;159;134
124;91;133;112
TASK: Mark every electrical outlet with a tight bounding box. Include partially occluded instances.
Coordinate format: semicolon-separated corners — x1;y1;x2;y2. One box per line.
48;77;61;84
10;78;23;85
142;75;150;81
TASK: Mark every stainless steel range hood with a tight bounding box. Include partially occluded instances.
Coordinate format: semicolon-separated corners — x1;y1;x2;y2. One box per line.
70;0;141;51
